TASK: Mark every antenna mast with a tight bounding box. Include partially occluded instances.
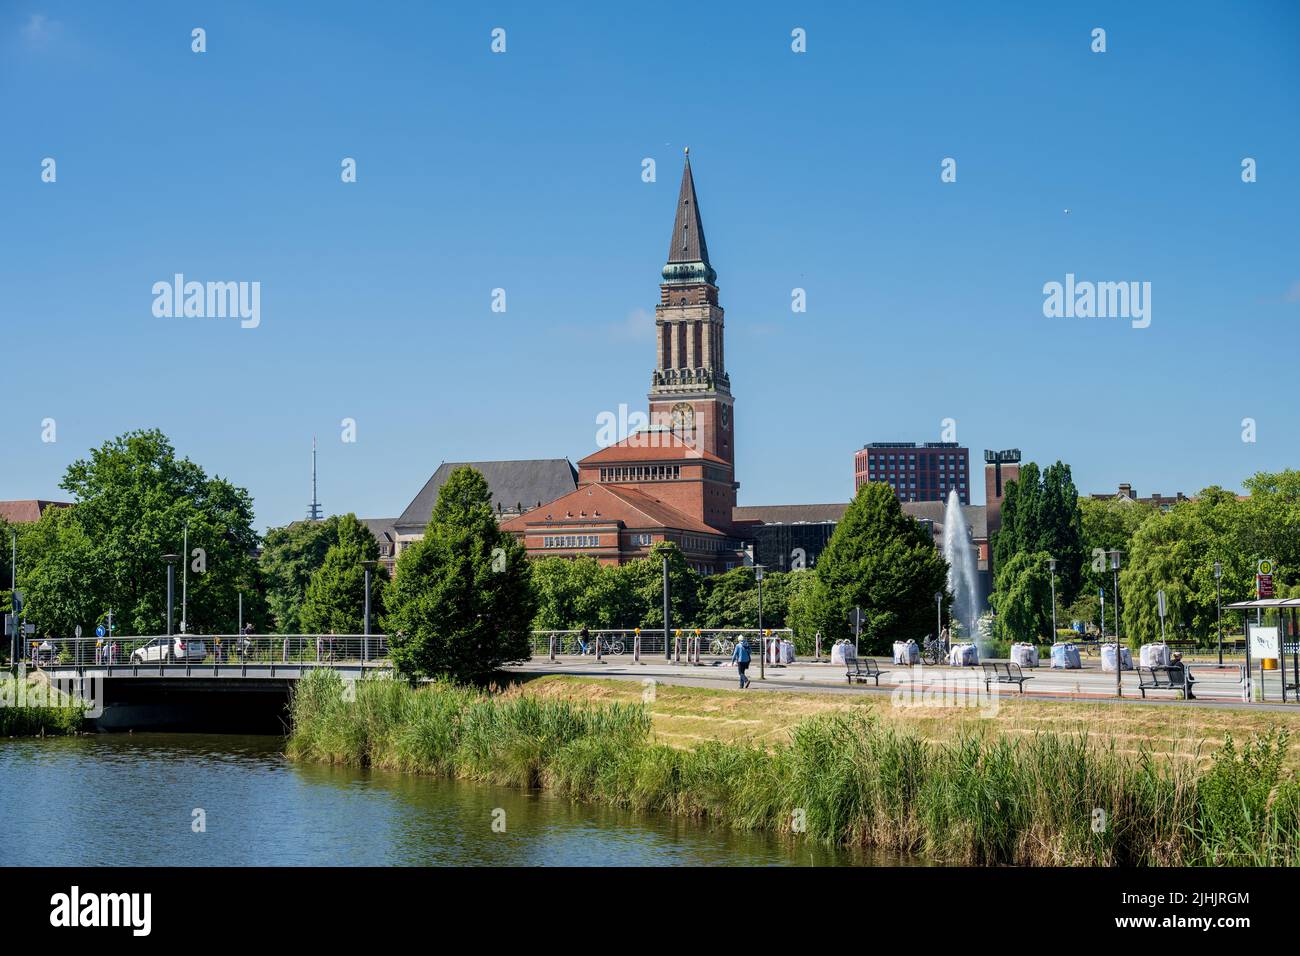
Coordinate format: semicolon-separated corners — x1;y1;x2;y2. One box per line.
307;436;323;520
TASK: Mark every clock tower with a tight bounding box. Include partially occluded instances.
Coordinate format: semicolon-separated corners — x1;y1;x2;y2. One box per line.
648;150;737;525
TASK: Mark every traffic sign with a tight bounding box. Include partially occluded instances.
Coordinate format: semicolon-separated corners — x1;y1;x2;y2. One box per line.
96;624;106;638
75;625;82;639
850;606;864;629
1157;590;1166;618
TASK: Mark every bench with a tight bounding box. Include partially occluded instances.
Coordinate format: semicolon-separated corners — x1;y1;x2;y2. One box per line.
1137;664;1195;700
846;658;887;686
981;661;1034;693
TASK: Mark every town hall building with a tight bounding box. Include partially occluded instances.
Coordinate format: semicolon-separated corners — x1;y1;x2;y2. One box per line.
501;152;746;574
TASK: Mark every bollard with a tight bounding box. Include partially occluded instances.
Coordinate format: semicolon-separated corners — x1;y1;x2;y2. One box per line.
633;631;640;663
674;636;681;664
815;633;822;662
549;633;556;662
596;633;603;662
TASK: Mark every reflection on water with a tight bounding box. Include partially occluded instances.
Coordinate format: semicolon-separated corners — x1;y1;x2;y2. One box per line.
0;735;908;867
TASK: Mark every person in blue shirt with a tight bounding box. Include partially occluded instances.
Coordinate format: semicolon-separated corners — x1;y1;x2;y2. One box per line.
731;637;752;689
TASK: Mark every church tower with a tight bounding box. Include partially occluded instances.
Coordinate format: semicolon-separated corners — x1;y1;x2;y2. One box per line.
649;150;737;522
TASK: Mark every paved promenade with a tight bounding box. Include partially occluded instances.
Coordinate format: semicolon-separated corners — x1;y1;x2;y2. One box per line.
507;654;1300;713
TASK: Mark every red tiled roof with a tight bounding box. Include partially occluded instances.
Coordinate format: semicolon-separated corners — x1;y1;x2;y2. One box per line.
501;482;726;537
579;431;726;466
0;500;71;524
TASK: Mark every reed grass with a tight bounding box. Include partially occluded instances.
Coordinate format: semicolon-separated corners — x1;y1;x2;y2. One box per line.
0;674;85;737
287;670;1300;866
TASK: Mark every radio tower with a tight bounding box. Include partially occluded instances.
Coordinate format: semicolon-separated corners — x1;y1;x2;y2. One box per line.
307;436;323;521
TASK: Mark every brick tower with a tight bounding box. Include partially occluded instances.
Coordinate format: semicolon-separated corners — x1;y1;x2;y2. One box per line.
647;150;737;527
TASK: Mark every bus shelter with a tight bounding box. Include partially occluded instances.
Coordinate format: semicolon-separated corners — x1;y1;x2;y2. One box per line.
1224;598;1300;703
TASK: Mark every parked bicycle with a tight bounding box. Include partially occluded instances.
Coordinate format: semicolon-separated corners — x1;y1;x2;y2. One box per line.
709;636;735;656
921;633;947;666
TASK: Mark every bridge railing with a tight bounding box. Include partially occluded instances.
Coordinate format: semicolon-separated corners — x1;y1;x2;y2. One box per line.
25;634;392;669
528;628;795;660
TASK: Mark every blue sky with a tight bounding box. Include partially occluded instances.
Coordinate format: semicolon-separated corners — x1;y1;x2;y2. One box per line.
3;1;1298;530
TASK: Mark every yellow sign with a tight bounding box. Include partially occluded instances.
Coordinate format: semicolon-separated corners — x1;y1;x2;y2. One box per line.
1258;559;1274;575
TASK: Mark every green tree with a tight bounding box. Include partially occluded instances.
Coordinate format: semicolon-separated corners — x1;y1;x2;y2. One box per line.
1069;495;1157;630
13;507;107;638
260;517;346;633
990;550;1055;642
616;542;702;630
17;430;261;636
798;482;949;653
992;461;1085;611
1119;486;1254;647
382;467;535;680
300;515;387;634
531;556;622;630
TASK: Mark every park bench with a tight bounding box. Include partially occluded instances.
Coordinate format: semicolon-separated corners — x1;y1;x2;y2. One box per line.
846;658;887;686
981;661;1034;694
1137;664;1194;700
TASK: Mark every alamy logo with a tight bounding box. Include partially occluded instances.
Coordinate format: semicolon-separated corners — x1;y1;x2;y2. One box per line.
49;886;151;936
1042;273;1151;329
152;274;261;328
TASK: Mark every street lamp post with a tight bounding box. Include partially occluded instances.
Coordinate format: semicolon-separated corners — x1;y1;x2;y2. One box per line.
755;565;765;681
362;560;378;662
662;554;671;661
181;522;188;634
9;529;16;667
1214;560;1223;666
934;592;943;649
1109;551;1123;697
163;555;180;653
1047;558;1058;643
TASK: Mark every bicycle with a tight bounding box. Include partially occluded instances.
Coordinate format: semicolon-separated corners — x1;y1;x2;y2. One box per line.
709;637;736;656
921;634;947;666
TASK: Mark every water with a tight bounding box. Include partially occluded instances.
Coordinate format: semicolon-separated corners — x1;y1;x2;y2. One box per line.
942;489;982;646
0;735;894;867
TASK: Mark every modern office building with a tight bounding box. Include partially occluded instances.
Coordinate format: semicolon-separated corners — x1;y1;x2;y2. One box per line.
855;442;970;504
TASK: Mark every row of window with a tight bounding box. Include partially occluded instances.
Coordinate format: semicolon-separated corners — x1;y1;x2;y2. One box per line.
873;453;966;462
543;535;601;548
600;465;682;482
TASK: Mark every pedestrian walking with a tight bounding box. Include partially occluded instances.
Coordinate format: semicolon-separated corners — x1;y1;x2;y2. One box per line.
731;636;752;689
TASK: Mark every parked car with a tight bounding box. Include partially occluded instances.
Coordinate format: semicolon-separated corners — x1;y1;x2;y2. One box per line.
130;637;208;663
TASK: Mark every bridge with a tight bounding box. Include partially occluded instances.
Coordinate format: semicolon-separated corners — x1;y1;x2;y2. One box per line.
27;635;391;731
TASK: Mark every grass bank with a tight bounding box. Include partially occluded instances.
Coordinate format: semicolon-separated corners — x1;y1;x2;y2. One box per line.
288;671;1300;865
0;674;85;737
511;675;1300;771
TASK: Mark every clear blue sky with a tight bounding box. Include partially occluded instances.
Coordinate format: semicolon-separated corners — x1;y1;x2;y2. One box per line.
3;1;1298;530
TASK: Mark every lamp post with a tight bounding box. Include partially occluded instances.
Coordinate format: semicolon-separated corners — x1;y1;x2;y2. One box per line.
662;553;671;661
362;560;378;662
1047;557;1058;643
9;529;16;667
934;592;943;649
181;521;189;634
1214;560;1223;666
163;555;180;650
755;565;765;681
1109;550;1123;697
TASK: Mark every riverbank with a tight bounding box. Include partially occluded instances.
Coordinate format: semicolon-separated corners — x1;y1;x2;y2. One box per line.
509;674;1300;770
287;671;1300;865
0;674;84;737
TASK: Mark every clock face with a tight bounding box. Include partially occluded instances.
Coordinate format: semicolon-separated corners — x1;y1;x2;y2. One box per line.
671;402;695;431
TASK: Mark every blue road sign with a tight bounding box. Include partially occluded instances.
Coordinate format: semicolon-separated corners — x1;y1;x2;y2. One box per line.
96;624;106;638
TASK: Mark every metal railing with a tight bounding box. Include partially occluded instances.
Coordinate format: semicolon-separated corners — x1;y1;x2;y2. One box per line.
24;634;391;670
528;628;795;662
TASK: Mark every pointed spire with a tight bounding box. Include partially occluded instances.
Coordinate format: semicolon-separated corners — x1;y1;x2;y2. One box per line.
667;148;711;268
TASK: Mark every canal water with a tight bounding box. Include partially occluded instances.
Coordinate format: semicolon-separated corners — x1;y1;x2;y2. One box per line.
0;735;888;866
